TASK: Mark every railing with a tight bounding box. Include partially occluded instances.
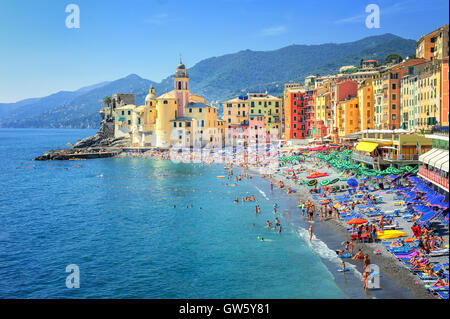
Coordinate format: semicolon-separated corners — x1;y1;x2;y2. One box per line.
430;125;449;136
383;154;419;161
352;153;375;164
418;166;449;190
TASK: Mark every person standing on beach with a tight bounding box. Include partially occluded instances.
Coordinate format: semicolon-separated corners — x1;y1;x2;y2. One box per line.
363;254;371;272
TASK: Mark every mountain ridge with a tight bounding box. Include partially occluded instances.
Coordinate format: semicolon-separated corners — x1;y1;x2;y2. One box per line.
0;33;416;128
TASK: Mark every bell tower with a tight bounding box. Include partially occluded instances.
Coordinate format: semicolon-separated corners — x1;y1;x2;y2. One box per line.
174;58;190;117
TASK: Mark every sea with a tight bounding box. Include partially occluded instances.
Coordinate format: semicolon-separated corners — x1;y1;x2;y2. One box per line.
0;129;414;299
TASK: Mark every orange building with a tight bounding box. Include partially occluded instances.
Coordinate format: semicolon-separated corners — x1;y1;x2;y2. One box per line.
416;25;449;61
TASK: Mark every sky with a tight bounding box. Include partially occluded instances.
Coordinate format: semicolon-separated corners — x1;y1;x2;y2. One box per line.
0;0;448;103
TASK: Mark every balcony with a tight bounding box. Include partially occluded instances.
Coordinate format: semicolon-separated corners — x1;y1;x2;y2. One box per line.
418;166;449;191
430;125;449;137
382;153;419;162
352;153;379;165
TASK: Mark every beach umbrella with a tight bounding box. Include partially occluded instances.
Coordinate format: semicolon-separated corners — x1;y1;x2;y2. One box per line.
347;178;358;187
346;218;368;225
307;179;317;187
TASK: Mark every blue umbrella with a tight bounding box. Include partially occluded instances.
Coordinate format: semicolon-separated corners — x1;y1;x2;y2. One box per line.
347;178;358;187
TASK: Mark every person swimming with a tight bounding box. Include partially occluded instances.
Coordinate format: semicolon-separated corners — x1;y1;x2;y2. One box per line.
275;217;280;227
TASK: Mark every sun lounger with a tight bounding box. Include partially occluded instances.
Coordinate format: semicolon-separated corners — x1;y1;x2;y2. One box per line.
436;291;449;299
425;285;449;292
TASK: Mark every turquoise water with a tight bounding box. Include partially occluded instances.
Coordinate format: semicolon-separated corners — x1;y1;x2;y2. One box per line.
0;129;348;298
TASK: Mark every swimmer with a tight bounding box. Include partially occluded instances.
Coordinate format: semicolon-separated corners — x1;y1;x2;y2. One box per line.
278;224;282;233
266;220;272;228
260;237;264;242
275;217;280;226
341;260;346;273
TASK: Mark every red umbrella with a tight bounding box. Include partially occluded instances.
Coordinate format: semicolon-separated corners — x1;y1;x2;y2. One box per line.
347;218;368;225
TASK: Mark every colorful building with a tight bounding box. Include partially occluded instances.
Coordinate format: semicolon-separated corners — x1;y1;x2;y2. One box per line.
248;93;282;138
357;79;374;131
283;87;312;140
336;97;360;138
114;61;221;149
222;96;249;128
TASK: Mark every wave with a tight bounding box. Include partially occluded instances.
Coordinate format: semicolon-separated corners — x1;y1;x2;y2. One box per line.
295;226;363;280
255;186;269;201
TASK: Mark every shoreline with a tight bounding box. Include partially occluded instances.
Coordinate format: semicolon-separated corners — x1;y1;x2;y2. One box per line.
248;166;436;299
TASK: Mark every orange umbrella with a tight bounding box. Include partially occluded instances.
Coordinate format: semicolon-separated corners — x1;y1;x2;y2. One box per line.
347;218;368;225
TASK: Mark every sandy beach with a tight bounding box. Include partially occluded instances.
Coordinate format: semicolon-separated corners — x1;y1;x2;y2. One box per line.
247;153;449;299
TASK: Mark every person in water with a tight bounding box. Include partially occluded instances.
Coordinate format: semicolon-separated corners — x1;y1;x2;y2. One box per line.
308;225;313;241
274;217;280;227
266;220;272;228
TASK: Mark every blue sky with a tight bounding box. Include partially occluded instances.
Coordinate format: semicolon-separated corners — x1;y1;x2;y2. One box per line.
0;0;448;102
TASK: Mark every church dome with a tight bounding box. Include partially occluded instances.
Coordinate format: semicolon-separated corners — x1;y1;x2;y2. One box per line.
177;63;186;70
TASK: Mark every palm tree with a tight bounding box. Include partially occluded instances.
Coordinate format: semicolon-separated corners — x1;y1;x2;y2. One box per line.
103;96;112;117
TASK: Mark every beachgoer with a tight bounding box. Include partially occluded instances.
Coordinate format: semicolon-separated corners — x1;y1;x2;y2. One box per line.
308;225;313;241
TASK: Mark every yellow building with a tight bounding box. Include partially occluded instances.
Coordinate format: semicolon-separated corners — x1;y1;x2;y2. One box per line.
114;61;220;149
372;72;384;129
357;79;374;131
222;97;249;128
416;61;441;131
248;93;282;138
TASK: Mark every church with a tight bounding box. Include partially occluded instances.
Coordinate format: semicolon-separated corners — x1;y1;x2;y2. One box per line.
114;61;225;149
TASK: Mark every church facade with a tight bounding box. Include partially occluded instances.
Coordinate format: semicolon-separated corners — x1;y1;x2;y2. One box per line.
114;62;224;149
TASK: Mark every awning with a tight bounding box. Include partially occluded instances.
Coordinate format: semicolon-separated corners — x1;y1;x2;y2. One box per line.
442;161;449;173
355;141;379;153
419;148;440;164
119;117;126;121
431;150;449;172
428;149;447;168
436;151;449;173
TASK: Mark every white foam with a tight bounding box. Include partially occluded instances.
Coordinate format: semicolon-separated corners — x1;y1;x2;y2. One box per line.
255;186;269;201
295;226;363;280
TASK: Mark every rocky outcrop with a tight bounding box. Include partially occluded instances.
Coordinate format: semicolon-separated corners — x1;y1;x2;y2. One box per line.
34;134;131;161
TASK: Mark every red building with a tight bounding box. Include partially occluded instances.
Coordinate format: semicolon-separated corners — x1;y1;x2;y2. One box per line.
284;89;314;140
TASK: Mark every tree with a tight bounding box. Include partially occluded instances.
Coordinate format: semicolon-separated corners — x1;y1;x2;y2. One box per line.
384;54;403;65
103;96;112;118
